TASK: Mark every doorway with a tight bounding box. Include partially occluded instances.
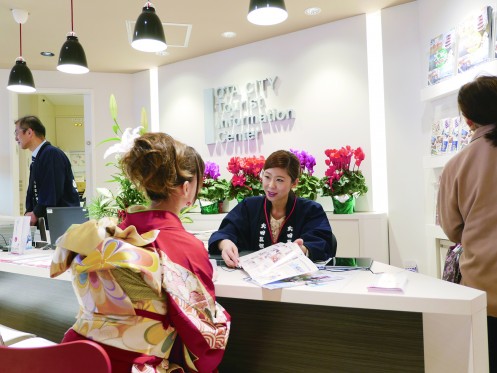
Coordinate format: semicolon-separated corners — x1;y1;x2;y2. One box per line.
16;92;90;214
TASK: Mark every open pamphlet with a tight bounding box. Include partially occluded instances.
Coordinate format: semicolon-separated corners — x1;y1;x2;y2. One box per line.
239;242;321;287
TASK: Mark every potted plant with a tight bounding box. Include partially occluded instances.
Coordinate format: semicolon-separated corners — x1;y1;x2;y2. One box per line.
290;149;320;200
227;155;265;202
197;161;229;214
86;94;199;223
321;146;368;214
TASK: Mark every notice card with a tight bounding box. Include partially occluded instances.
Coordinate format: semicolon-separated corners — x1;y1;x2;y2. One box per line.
10;216;31;254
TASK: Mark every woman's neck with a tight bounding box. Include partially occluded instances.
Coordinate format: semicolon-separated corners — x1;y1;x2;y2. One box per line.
149;199;181;216
270;199;287;220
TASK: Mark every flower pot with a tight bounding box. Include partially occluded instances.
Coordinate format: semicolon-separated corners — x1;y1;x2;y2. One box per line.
332;196;355;214
199;200;222;214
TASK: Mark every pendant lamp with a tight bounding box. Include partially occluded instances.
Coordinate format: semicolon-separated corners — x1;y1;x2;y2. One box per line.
57;0;89;74
247;0;288;26
131;1;167;52
7;9;36;93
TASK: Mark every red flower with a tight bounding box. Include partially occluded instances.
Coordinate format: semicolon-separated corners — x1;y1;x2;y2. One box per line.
231;174;247;187
322;146;368;197
227;155;265;200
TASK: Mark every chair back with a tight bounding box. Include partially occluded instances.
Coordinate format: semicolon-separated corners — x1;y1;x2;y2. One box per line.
0;340;111;373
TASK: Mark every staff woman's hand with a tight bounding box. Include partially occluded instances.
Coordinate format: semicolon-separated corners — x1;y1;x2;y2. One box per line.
293;238;308;256
219;239;240;268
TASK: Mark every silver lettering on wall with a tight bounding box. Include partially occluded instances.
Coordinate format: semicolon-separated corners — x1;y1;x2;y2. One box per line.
204;76;295;144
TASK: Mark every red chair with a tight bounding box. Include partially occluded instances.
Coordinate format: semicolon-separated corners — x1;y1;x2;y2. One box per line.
0;340;112;373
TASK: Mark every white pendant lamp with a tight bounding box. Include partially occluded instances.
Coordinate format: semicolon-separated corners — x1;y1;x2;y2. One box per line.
7;9;36;93
57;0;89;74
131;1;167;52
247;0;288;26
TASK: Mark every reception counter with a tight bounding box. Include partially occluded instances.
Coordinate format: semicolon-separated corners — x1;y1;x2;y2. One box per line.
0;250;488;372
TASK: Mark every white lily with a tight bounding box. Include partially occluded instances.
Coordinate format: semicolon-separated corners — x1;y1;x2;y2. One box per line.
103;126;143;159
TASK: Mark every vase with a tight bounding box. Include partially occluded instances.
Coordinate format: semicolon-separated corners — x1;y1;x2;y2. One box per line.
332;196;355;214
199;200;222;214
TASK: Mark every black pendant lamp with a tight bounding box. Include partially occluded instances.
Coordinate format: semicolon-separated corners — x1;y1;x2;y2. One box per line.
131;1;167;52
7;9;36;93
247;0;288;26
57;0;89;74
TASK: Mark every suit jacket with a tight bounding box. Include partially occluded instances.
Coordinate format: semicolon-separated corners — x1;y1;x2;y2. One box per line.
26;142;80;224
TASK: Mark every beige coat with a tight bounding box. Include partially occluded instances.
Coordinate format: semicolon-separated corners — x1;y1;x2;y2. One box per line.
438;125;497;317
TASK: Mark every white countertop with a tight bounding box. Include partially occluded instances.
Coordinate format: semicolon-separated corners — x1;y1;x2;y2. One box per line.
0;249;486;318
213;261;486;316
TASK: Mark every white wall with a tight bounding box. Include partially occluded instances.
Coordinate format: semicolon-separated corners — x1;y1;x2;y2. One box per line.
157;15;374;213
0;70;139;216
381;3;425;270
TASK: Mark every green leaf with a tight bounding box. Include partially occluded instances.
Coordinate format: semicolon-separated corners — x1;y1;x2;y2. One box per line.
140;108;148;133
109;94;118;122
97;136;121;146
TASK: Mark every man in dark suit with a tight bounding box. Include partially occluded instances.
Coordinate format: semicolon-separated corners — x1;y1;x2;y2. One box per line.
14;115;80;227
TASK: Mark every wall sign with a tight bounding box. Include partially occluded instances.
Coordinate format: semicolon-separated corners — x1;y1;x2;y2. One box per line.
204;76;295;144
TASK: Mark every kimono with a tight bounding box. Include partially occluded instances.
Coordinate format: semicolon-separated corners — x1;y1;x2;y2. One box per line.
208;194;335;261
26;141;80;226
50;208;230;373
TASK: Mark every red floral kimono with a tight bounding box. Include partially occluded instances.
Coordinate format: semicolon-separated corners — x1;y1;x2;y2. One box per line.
50;208;230;373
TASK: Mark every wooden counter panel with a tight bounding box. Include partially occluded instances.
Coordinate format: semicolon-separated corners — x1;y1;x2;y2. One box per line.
218;297;424;373
0;271;77;342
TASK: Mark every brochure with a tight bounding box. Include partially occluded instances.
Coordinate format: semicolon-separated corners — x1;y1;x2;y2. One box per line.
238;242;319;286
428;29;456;85
254;270;345;290
457;6;494;73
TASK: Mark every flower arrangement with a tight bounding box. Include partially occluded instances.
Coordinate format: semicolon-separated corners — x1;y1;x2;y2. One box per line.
290;149;320;200
227;155;265;201
86;95;198;224
321;146;368;202
87;95;148;221
197;161;229;203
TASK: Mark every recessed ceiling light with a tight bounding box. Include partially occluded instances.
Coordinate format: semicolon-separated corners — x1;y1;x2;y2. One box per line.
40;51;55;57
221;31;237;39
304;7;321;16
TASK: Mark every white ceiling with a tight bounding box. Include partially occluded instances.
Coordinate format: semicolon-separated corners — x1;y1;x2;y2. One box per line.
0;0;413;75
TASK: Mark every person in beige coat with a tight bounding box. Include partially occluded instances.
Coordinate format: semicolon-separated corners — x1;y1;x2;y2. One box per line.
438;75;497;372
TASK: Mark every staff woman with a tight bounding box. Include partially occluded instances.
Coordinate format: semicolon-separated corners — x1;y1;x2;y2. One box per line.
208;150;336;267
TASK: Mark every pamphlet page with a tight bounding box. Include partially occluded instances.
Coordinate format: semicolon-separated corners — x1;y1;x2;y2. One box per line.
238;242;318;286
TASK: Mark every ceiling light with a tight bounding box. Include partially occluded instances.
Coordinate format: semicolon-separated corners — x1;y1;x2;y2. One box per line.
57;0;89;74
132;2;167;52
247;0;288;26
221;31;237;38
304;7;321;16
41;51;55;57
7;9;36;93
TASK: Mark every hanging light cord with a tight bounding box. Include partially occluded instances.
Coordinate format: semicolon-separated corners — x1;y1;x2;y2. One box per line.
70;0;74;32
19;23;22;57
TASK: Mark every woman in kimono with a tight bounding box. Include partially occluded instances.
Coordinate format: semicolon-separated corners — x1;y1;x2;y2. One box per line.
208;150;336;268
51;133;230;373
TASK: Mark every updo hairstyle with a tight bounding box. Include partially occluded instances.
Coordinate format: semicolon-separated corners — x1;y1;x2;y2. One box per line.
263;150;301;182
121;132;205;201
